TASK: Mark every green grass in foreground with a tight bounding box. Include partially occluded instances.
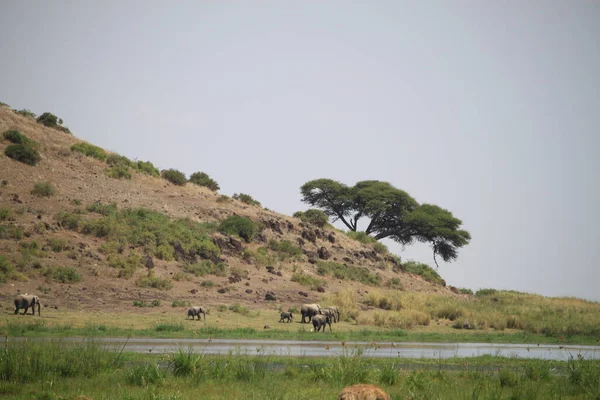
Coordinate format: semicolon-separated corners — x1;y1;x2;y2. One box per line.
0;339;598;399
1;319;599;345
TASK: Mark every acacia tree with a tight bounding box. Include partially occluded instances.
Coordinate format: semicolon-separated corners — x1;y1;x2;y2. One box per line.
300;179;471;267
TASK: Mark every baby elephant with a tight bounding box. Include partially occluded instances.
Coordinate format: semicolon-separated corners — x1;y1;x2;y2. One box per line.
187;306;206;321
279;311;293;323
312;314;332;332
338;384;391;400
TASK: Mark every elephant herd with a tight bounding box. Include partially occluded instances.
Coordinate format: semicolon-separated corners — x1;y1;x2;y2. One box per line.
12;294;339;334
186;303;340;333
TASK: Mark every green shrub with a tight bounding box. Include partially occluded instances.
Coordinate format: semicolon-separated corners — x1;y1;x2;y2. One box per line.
136;272;173;290
317;261;381;285
268;240;303;260
229;303;250;315
36;112;70;133
31;182;56;197
14;109;36;119
36;112;59;127
189;171;220;191
0;224;24;239
459;288;473;295
217;195;231;203
106;165;132;179
134;160;160;177
232;193;261;206
44;266;81;283
219;215;257;242
48;238;68;252
346;231;376;244
403;261;446;286
5;144;41;165
172;300;189;307
386;277;403;289
70;142;107;161
293;209;329;227
0;256;17;283
0;207;12;221
3;130;33;145
161;169;187;186
200;280;215;287
106;153;133;167
133;300;147;307
291;273;325;290
372;241;388;254
54;211;81;230
87;201;118;216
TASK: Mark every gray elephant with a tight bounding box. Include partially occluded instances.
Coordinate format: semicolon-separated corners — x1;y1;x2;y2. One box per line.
279;311;293;323
300;303;322;323
312;314;332;332
187;306;206;321
324;306;340;323
14;294;41;316
323;307;337;323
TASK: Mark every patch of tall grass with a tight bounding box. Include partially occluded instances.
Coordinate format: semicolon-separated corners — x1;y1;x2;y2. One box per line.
0;339;118;384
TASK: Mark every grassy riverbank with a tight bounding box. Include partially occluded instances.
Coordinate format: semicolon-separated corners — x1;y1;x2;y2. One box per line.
1;316;598;346
0;339;598;399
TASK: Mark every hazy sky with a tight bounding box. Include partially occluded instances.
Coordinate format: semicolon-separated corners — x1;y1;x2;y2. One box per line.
1;2;599;301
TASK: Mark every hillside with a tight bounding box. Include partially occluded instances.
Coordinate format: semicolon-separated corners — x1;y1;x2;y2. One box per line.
3;105;600;341
0;105;452;315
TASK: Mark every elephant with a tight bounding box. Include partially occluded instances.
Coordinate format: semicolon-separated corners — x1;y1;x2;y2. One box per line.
312;314;332;332
324;306;340;323
14;294;41;316
279;311;293;323
323;308;337;323
301;303;322;323
187;306;206;321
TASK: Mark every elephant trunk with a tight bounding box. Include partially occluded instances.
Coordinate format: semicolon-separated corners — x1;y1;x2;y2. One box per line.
36;301;41;316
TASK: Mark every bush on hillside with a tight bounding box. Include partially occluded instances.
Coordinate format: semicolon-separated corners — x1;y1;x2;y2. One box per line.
232;193;261;207
106;153;133;167
346;231;376;244
293;209;329;227
14;109;36;119
0;255;17;283
31;182;56;197
36;112;59;127
106;165;132;179
189;171;219;191
219;215;257;242
403;261;446;286
5;144;41;166
44;266;81;283
3;130;34;145
71;142;107;161
161;169;187;186
36;112;71;133
135;160;160;177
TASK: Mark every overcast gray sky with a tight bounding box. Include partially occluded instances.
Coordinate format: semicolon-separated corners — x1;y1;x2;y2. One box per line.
1;1;599;301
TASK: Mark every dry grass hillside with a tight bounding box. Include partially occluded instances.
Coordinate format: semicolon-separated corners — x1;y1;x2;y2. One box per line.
0;105;454;317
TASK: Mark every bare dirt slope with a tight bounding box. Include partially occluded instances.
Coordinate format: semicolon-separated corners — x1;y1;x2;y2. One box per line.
0;106;456;315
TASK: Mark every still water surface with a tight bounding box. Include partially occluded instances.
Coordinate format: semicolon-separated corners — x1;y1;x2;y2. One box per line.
94;338;600;361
